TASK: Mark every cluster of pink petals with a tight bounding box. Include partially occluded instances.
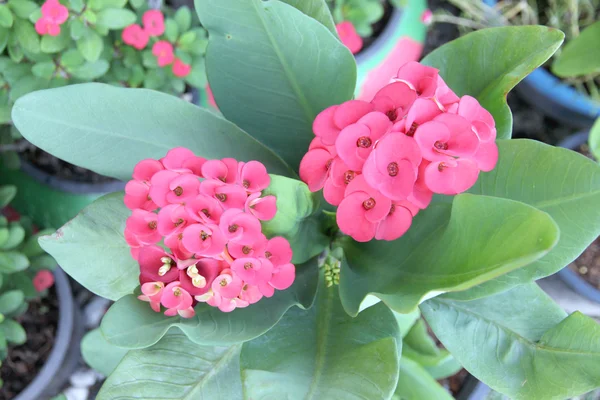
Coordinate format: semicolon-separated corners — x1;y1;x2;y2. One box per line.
300;61;498;242
336;21;363;54
122;10;191;78
124;148;295;318
35;0;69;37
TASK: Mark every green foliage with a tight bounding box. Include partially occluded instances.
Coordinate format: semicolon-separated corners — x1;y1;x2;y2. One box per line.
552;21;600;78
327;0;384;37
590;118;600;161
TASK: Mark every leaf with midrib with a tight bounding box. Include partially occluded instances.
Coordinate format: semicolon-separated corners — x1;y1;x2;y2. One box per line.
12;83;295;181
97;330;243;400
421;284;600;400
240;275;401;400
279;0;337;36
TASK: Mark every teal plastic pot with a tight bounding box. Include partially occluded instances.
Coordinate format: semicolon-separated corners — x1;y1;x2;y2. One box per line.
355;0;428;100
0;161;124;229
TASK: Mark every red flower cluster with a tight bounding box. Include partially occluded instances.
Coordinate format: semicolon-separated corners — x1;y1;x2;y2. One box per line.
122;10;191;77
35;0;69;36
124;148;295;317
300;62;498;242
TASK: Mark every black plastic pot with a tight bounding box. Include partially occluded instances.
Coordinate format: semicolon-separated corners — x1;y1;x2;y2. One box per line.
457;375;492;400
0;160;125;229
557;132;600;303
15;268;83;400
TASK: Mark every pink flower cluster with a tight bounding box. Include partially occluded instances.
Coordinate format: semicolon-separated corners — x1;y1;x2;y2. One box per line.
300;61;498;242
122;10;191;77
124;148;295;317
35;0;69;36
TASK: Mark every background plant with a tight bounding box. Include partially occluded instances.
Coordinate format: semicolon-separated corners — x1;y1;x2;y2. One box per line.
433;0;600;100
0;182;56;387
326;0;385;37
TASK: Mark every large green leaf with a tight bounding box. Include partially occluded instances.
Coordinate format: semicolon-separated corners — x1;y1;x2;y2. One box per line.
38;192;138;301
101;257;318;349
421;284;600;400
590;118;600;161
240;275;401;400
339;194;559;316
196;0;356;169
393;358;453;400
262;174;329;264
422;26;564;140
552;21;600;78
97;330;242;400
279;0;337;36
12;83;295;181
81;329;128;376
446;139;600;300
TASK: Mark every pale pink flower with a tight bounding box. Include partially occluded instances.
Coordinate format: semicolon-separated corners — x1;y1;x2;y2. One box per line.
181;223;227;257
161;282;195;318
152;41;175;67
336;21;363;54
245;193;277;221
138;282;164;312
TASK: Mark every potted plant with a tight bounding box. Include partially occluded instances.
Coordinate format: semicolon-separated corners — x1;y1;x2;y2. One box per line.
431;0;600;129
556;120;600;304
0;0;208;228
11;1;600;398
0;183;78;399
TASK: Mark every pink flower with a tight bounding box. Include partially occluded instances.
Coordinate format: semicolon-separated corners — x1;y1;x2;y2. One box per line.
138;282;164;312
421;9;433;25
125;209;161;245
122;24;149;50
152;41;175;67
407;160;434;210
178;259;222;296
313;101;373;146
375;202;413;241
239;161;270;192
245;193;277;221
239;284;263;304
404;98;443;137
181;223;226;257
185;194;223;225
219;209;262;245
336;21;363;54
336;112;392;170
424;159;480;195
200;180;247;210
414;114;479;163
33;270;54;292
143;10;165;36
299;138;337;192
164;232;194;261
263;237;293;266
124;180;157;211
337;176;392;242
228;233;267;259
149;171;200;207
157;204;192;237
371;82;417;122
394;62;439;98
323;157;359;206
124;228;142;260
206;85;218;109
41;0;69;24
172;58;192;78
133;159;164;181
35;18;61;36
201;159;239;184
161;282;195;318
138;245;179;284
231;257;273;287
269;263;295;290
160;147;205;175
363;133;422;201
212;270;243;299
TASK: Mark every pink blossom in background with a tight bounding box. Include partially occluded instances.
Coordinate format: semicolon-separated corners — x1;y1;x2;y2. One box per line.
33;270;54;292
124;149;296;317
35;0;69;36
122;24;149;50
172;58;192;77
152;41;175;67
300;61;499;242
142;10;165;36
206;85;218;109
336;21;363;54
421;9;433;25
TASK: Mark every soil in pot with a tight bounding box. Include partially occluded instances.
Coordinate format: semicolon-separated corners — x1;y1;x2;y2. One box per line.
357;0;395;53
440;368;470;397
0;288;59;399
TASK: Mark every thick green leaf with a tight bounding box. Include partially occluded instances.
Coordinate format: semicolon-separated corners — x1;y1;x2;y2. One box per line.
97;330;242;400
0;319;26;344
422;26;564;140
31;61;56;79
394;309;420;338
88;0;127;10
7;0;38;19
77;29;103;62
96;8;136;30
241;275;401;400
196;0;357;169
101;257;318;349
262;175;328;264
0;223;25;250
174;6;192;32
393;358;453;400
0;290;24;314
339;194;559;315
14;18;40;54
12;83;295;181
279;0;338;36
421;284;600;400
0;251;29;273
69;60;109;80
40;29;71;53
0;185;16;207
38;192;138;301
0;5;13;28
552;21;600;78
446;139;600;300
81;329;128;376
590;118;600;161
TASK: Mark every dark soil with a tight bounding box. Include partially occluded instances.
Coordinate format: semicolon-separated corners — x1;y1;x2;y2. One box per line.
21;145;115;184
423;0;579;145
569;236;600;290
442;369;470;397
359;0;395;53
0;288;59;399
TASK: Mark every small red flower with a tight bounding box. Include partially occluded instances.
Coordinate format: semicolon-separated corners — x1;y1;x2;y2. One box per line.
33;270;54;292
